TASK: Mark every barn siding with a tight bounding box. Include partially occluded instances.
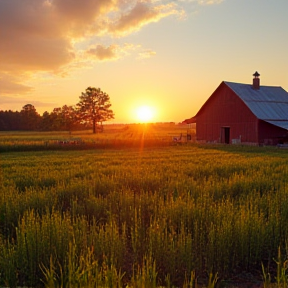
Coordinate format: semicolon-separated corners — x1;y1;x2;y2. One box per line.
258;120;288;145
196;82;259;144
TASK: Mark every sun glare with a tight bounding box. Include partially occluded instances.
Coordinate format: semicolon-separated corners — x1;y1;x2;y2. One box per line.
135;105;154;123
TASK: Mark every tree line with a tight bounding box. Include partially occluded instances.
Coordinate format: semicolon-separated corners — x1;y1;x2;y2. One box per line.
0;87;114;133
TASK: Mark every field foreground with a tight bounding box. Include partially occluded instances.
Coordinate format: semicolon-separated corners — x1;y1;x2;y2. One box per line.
1;130;288;287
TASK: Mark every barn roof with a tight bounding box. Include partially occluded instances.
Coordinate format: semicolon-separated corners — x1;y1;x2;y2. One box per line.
224;81;288;130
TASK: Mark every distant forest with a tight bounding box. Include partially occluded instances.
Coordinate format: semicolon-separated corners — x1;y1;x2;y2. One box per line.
1;87;115;132
0;104;85;131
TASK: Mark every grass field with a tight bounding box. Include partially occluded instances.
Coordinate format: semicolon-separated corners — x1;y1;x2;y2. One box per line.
0;123;193;152
1;126;288;288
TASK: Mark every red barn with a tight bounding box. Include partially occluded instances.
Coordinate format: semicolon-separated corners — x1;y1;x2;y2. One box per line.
184;72;288;145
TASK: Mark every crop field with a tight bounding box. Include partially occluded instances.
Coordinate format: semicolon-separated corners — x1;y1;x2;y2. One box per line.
1;127;288;288
0;124;193;152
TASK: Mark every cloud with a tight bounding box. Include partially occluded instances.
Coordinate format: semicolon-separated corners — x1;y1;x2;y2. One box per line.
86;43;152;62
52;0;117;36
87;45;119;61
0;0;75;74
0;0;220;96
0;0;181;75
197;0;224;5
0;95;57;112
138;49;157;59
0;74;34;94
175;0;224;3
109;2;183;35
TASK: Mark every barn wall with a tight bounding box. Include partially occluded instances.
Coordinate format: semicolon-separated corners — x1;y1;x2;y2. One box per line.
258;120;288;145
196;82;259;144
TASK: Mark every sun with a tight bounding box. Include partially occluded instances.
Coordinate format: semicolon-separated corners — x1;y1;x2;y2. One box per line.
135;105;154;123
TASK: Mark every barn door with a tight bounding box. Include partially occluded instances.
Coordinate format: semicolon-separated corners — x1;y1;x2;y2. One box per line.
221;127;230;144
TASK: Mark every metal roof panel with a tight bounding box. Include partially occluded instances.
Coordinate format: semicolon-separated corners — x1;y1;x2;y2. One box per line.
264;121;288;130
224;82;288;127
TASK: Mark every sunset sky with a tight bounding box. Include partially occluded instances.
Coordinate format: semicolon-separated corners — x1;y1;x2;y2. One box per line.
1;0;287;123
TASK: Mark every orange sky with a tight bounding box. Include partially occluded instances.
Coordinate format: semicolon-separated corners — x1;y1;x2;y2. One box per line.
1;0;288;123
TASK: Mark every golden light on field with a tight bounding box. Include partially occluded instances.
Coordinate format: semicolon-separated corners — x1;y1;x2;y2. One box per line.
135;105;155;123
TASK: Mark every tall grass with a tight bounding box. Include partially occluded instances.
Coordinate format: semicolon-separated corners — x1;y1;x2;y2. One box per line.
0;141;288;287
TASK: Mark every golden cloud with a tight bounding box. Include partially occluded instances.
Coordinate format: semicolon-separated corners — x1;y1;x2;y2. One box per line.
0;0;181;74
109;2;183;36
138;49;157;59
0;0;202;95
0;74;34;94
87;45;119;61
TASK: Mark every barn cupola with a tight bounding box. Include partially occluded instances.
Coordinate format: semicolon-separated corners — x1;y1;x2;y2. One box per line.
252;71;260;90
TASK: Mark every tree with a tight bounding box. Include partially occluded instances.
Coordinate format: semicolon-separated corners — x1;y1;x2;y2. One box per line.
76;87;114;133
20;104;41;130
57;105;77;132
40;111;53;131
0;110;22;130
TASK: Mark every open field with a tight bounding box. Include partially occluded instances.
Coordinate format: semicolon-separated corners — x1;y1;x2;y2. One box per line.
1;128;288;288
0;123;194;152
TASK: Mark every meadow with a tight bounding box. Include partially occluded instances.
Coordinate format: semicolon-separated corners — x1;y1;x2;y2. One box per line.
1;125;288;288
0;123;190;151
